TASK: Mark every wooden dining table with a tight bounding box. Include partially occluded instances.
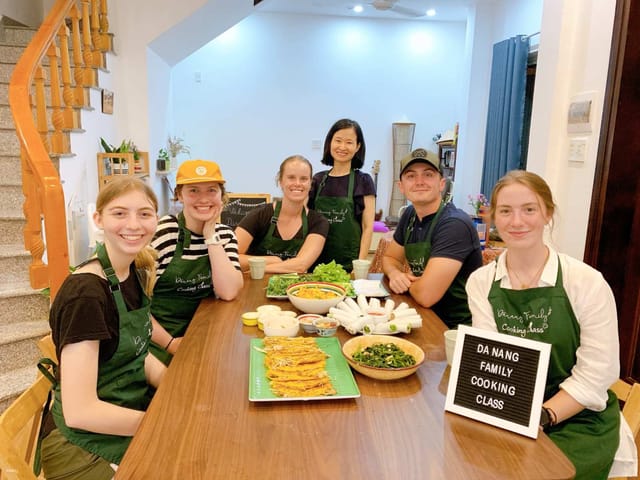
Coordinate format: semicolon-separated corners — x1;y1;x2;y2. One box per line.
115;274;575;479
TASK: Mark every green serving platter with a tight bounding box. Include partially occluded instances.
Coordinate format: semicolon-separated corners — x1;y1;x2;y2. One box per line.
248;337;361;402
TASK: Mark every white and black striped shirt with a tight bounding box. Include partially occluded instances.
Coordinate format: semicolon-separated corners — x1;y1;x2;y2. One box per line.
151;215;241;278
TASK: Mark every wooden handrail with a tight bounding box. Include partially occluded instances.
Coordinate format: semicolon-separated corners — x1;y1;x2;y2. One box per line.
9;0;109;299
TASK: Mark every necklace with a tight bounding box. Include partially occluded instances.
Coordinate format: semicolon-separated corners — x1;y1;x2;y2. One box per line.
507;248;549;289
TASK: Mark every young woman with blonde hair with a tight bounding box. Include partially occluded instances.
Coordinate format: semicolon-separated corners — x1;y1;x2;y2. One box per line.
41;177;166;479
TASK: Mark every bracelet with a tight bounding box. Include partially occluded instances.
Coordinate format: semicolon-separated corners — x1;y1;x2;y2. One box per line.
546;406;558;426
165;337;175;350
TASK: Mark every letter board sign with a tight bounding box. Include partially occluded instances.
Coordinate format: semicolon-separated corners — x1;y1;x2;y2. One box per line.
445;325;551;438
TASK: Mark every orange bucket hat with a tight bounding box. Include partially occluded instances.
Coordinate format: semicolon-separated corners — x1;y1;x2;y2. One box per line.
176;159;226;185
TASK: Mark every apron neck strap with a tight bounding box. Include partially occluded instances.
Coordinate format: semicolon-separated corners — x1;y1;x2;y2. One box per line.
177;212;191;249
404;201;445;244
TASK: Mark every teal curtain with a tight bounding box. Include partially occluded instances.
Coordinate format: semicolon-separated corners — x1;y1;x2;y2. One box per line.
481;35;530;196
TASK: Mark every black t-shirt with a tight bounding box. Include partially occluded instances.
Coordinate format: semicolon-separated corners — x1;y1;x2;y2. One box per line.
308;169;376;222
237;203;330;254
393;202;483;281
49;261;142;364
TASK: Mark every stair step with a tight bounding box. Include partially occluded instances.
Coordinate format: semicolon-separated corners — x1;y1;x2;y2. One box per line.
0;61;15;83
0;154;21;185
0;216;25;246
0;25;36;46
0;243;31;283
0;320;51;372
0;127;19;154
0;365;41;414
0;127;72;157
0;184;23;216
0;44;25;64
0;103;15;129
0;281;49;324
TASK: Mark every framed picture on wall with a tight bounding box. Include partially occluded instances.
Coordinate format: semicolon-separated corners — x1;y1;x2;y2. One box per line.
102;89;114;114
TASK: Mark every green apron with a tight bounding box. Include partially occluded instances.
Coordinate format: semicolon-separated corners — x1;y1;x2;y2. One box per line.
314;170;361;271
51;242;152;465
253;200;307;260
150;213;213;364
488;258;619;479
403;203;471;327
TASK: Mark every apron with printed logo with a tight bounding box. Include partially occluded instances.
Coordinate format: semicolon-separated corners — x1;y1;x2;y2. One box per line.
253;200;307;260
487;260;619;479
52;243;151;464
150;213;213;364
403;203;470;327
314;170;360;271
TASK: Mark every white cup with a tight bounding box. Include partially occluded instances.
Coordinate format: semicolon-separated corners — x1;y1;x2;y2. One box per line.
352;259;372;280
248;257;266;280
444;329;459;366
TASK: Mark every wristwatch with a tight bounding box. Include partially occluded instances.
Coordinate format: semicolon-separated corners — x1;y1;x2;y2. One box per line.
539;406;552;430
205;233;225;246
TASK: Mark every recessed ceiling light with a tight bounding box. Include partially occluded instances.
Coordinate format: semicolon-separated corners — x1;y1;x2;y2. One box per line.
353;4;364;13
426;9;436;17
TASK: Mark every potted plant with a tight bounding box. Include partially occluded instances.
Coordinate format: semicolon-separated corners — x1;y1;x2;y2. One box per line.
167;136;191;169
100;137;139;174
468;193;489;223
157;148;170;171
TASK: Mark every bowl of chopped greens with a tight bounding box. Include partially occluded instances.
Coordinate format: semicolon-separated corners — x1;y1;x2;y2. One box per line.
341;335;425;380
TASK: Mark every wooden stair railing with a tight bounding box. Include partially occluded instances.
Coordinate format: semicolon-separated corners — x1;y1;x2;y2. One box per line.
9;0;111;300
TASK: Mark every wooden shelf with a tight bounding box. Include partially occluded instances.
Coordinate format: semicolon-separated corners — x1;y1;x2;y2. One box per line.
97;151;149;189
436;123;459;181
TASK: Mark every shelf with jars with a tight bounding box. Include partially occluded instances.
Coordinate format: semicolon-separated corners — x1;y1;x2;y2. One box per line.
97;151;149;190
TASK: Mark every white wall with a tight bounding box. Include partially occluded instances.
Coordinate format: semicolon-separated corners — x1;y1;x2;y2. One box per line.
171;12;466;216
528;0;615;259
57;0;615;262
0;0;43;26
454;0;542;212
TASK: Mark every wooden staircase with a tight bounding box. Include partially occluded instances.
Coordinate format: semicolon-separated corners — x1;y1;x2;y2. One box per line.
1;0;113;413
0;23;52;414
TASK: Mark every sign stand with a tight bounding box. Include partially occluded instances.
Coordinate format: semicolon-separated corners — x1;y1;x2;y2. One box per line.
445;325;551;438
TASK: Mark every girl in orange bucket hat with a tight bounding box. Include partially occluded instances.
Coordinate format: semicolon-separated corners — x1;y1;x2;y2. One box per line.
149;160;243;364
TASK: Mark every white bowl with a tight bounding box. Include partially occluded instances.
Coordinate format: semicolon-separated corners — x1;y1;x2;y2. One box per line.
286;281;346;314
262;316;300;337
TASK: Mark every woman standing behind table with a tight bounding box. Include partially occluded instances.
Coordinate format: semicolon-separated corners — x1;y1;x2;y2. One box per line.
235;155;329;273
308;118;376;271
41;178;166;479
466;170;637;479
150;160;243;364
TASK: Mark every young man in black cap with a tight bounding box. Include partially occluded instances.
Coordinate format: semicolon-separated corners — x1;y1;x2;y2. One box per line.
382;148;482;327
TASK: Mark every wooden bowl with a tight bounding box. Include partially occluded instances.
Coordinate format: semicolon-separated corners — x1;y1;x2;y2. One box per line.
341;335;425;380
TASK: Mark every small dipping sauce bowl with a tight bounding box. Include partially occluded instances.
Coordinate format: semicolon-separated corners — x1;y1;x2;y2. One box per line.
313;318;339;337
297;313;322;334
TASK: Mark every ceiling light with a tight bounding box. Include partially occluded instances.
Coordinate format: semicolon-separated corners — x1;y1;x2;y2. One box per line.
426;9;436;17
352;5;364;13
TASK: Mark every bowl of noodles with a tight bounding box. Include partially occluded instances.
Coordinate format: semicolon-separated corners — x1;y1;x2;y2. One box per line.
286;281;347;314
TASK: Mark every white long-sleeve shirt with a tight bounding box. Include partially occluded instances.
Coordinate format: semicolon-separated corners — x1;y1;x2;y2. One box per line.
466;246;618;411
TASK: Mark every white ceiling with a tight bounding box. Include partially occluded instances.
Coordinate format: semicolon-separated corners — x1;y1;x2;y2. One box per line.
255;0;485;22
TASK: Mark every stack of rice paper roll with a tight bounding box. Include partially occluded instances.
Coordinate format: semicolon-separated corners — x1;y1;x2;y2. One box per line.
328;295;422;335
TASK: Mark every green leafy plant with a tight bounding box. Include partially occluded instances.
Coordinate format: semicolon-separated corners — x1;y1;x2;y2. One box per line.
158;148;170;162
100;137;140;161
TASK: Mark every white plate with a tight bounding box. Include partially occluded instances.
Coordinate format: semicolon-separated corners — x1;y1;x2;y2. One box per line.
352;279;390;297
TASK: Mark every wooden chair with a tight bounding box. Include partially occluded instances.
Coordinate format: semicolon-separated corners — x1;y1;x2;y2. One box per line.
37;335;57;363
0;373;51;480
611;379;640;480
